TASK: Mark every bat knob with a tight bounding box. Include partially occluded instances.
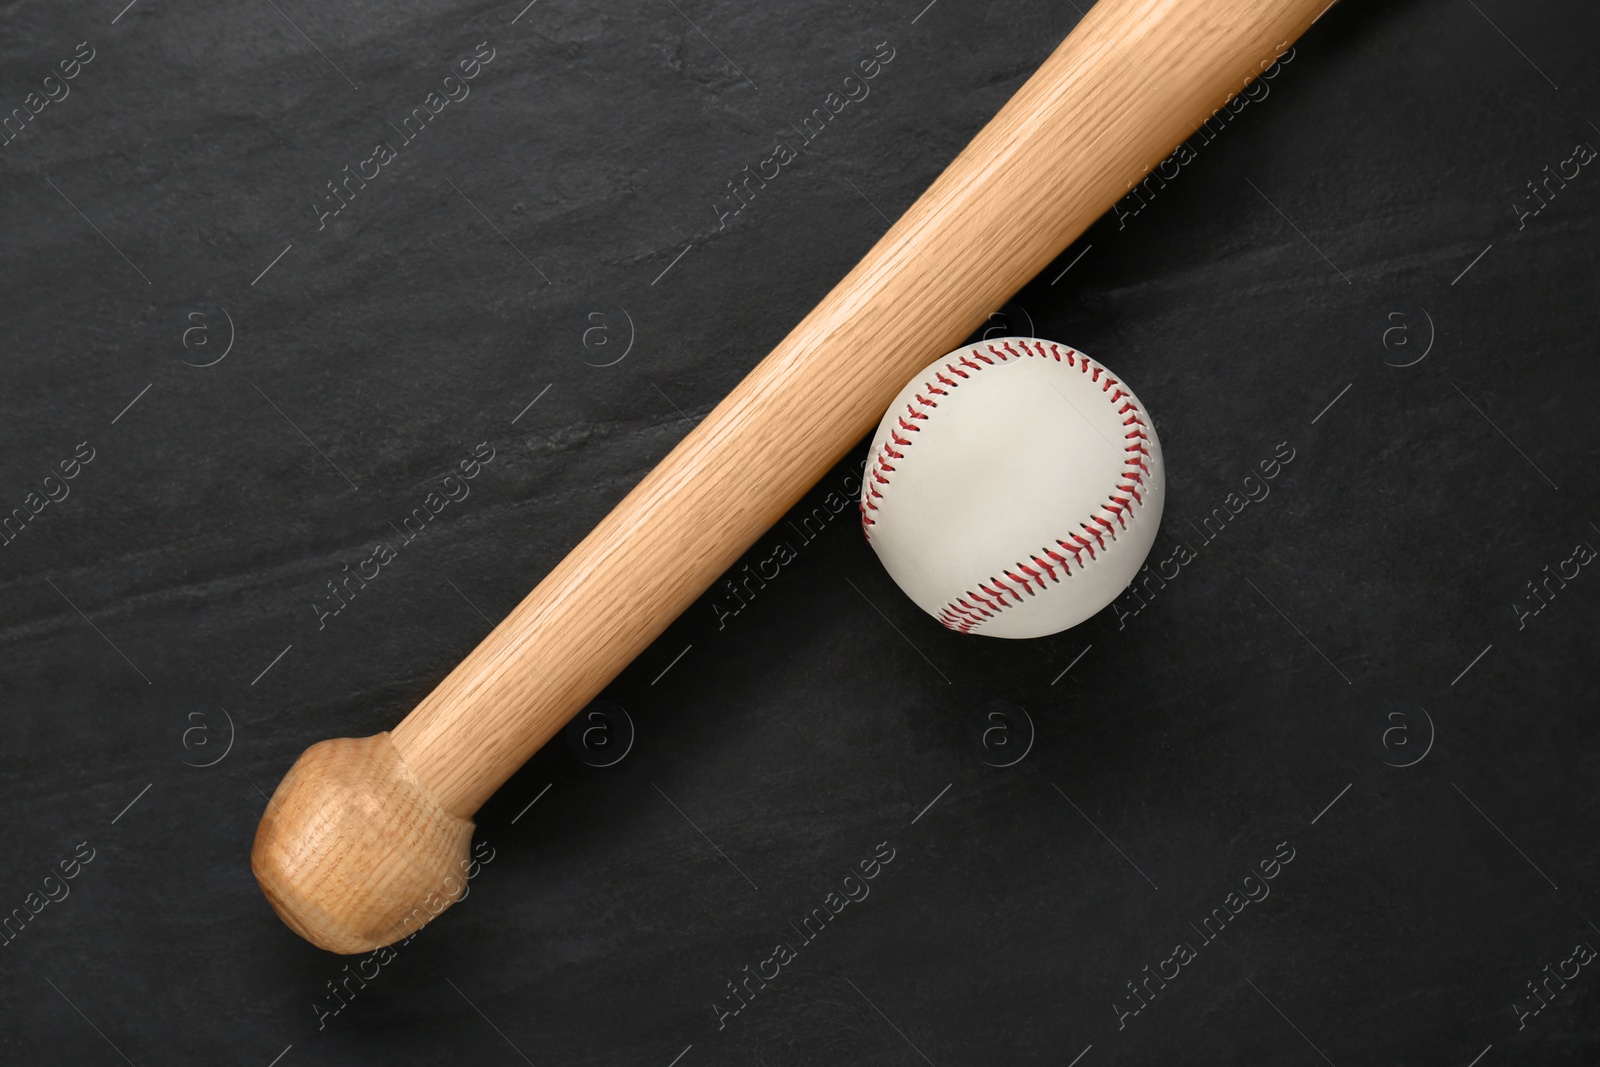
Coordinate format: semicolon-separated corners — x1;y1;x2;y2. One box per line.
251;732;475;954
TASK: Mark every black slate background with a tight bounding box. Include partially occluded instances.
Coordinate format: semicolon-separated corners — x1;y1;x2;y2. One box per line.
3;0;1599;1064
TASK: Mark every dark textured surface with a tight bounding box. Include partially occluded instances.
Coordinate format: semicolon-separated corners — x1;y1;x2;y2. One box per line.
3;0;1599;1063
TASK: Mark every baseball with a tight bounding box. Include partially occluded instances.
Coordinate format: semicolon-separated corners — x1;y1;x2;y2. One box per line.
859;336;1165;638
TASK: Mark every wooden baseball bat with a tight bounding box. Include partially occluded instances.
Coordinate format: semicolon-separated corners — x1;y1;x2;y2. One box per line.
254;0;1337;953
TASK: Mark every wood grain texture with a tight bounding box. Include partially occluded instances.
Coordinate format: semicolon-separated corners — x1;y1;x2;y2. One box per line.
256;0;1337;952
252;733;474;954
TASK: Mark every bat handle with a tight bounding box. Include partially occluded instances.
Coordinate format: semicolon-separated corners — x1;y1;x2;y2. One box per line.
254;0;1338;954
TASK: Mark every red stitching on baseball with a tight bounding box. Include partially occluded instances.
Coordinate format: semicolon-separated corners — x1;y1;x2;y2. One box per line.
983;577;1021;604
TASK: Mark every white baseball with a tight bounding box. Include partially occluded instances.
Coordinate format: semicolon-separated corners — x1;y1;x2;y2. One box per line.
859;336;1165;638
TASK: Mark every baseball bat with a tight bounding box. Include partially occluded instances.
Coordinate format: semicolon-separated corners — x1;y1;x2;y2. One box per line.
254;0;1338;953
